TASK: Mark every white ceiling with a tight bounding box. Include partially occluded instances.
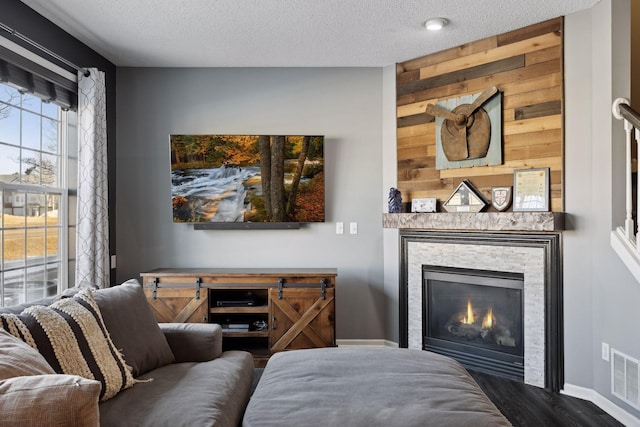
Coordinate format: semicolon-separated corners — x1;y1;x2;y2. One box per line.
20;0;599;67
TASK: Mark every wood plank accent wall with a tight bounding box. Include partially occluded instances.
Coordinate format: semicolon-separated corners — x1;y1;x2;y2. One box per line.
396;18;564;211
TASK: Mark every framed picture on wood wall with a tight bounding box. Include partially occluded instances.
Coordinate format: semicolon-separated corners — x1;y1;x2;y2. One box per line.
513;168;550;212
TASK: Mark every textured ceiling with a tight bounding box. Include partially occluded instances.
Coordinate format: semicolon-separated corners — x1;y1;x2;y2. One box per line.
19;0;599;67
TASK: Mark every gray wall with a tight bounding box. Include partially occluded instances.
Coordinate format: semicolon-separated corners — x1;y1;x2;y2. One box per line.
563;6;596;392
382;64;399;342
115;67;386;340
565;0;640;418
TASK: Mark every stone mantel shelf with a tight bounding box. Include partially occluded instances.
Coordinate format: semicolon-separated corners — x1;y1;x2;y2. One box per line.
383;212;565;232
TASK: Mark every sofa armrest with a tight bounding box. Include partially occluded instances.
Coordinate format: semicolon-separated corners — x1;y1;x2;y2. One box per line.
159;323;223;363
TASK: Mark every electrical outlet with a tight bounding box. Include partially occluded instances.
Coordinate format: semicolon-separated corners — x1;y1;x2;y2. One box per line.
349;222;358;235
602;342;610;362
110;255;117;269
336;222;344;235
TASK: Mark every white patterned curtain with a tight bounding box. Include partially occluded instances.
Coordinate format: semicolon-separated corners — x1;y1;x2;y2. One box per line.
76;68;109;288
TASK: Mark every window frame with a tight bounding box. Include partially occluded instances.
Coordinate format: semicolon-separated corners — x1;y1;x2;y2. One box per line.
0;84;73;307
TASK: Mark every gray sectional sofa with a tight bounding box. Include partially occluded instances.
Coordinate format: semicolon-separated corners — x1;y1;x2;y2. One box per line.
0;280;255;427
0;279;510;427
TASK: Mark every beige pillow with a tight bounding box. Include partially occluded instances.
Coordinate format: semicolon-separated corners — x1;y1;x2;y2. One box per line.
0;374;100;427
0;289;137;401
0;329;54;380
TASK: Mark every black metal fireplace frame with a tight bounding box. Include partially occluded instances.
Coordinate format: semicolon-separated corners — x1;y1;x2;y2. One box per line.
398;231;563;392
422;265;525;381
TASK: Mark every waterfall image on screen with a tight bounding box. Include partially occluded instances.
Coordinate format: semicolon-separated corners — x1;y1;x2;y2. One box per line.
170;134;324;223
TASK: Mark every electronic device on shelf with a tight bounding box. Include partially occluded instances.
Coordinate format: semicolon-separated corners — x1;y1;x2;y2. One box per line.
221;323;251;332
216;299;256;307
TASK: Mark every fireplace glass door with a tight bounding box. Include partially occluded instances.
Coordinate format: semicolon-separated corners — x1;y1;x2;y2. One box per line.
423;266;524;381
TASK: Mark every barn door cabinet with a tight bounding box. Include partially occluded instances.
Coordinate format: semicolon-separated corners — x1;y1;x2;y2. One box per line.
140;268;337;367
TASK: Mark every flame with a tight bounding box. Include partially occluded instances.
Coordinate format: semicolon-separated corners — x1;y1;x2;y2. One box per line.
462;299;474;324
482;308;494;329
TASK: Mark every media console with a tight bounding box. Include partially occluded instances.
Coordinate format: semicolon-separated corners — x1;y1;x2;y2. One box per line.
140;268;337;367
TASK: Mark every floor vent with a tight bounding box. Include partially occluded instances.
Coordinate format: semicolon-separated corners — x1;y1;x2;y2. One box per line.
612;348;640;410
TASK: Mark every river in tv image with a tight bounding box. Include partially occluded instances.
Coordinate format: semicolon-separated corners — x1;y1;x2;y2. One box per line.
171;166;260;222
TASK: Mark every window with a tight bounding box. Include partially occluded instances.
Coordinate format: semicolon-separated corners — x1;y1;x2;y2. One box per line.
0;82;76;306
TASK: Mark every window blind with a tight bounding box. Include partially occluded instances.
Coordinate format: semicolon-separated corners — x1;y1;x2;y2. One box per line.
0;44;77;110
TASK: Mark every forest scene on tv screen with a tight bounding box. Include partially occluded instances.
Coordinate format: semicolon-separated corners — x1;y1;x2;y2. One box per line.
170;134;324;223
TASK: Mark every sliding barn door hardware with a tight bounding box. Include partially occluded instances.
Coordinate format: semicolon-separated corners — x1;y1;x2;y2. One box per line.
195;277;202;299
277;277;284;299
151;278;158;299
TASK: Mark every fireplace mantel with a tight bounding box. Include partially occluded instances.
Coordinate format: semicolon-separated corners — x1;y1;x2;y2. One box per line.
383;212;565;232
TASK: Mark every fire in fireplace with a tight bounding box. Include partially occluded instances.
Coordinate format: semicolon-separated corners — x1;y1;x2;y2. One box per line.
423;265;524;381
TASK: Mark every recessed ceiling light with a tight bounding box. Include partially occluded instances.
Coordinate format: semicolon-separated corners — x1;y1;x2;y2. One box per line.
424;18;448;31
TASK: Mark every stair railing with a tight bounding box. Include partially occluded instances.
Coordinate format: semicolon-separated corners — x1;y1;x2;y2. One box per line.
613;98;640;245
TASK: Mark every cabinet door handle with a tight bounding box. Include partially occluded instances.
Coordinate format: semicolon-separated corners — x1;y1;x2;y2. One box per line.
272;316;277;330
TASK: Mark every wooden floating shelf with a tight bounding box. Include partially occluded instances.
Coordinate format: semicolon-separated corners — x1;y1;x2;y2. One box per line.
382;212;565;232
222;331;269;338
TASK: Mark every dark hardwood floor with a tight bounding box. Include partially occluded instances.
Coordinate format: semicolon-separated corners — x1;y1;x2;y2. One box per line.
469;370;624;427
251;368;625;426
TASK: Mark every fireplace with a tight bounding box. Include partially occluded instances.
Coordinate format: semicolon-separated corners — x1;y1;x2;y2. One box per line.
400;231;563;391
423;266;525;381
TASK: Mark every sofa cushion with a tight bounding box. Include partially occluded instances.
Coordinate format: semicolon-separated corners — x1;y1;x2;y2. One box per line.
93;279;175;376
0;328;55;380
244;348;511;427
99;351;255;427
0;374;100;427
159;323;222;362
0;289;136;401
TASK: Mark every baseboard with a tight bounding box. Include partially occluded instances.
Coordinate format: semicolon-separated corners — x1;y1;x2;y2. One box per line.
336;339;398;348
562;383;640;426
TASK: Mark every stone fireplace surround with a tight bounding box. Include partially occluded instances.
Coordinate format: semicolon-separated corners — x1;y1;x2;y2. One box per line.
397;230;563;392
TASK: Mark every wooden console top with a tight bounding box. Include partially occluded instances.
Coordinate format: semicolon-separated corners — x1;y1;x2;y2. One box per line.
141;268;337;277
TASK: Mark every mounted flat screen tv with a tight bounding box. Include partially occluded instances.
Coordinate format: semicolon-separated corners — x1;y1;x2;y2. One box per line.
170;134;324;226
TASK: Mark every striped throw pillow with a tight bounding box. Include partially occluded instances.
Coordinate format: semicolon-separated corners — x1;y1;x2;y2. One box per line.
0;289;137;401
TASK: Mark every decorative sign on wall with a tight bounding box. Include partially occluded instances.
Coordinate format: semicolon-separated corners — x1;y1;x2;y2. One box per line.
427;87;503;170
513;168;550;212
491;186;512;211
442;180;488;213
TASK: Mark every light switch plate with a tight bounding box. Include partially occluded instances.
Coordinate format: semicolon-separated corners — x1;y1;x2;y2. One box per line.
336;222;344;234
349;222;358;234
602;342;610;362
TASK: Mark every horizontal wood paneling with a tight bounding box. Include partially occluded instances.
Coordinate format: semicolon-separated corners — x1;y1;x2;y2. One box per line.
399;36;498;74
418;33;560;80
397;56;525;97
396;17;564;212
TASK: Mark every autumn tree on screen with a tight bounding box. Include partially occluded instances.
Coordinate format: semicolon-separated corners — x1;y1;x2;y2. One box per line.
270;136;286;221
287;136;310;216
258;135;272;219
